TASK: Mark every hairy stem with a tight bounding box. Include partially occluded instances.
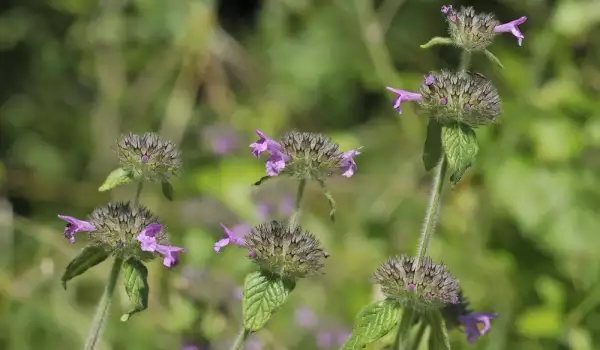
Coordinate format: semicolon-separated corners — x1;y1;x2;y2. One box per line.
459;50;472;72
133;180;144;208
415;155;447;263
84;257;123;350
289;179;306;227
411;322;428;350
230;328;251;350
393;307;416;350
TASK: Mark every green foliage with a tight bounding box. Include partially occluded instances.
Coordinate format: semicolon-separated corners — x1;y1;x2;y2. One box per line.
441;123;479;185
61;246;109;289
242;271;295;331
344;299;401;348
98;168;134;192
121;258;149;322
420;37;455;49
161;180;174;201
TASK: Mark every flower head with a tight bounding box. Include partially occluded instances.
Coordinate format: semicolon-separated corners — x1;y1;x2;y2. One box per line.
244;220;328;280
251;130;361;180
418;70;501;127
84;202;184;266
494;17;528;46
117;132;181;182
372;255;459;309
385;87;423;114
214;223;250;253
57;215;96;243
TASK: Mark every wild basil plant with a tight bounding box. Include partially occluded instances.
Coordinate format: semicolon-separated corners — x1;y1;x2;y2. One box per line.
58;132;184;350
214;130;360;349
341;5;526;350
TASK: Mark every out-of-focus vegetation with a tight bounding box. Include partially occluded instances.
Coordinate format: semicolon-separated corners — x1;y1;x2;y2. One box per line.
1;0;600;349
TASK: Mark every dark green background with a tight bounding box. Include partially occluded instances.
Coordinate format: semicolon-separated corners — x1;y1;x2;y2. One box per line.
1;0;599;349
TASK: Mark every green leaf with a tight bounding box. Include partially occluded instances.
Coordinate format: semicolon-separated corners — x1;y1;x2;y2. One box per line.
423;120;443;171
483;50;505;69
344;299;402;348
420;37;454;49
441;123;479;185
99;168;133;192
61;245;109;289
120;258;149;322
425;310;451;350
161;180;174;201
242;271;295;331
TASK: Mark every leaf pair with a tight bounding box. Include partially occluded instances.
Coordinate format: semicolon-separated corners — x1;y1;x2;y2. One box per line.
62;247;149;321
423;121;479;186
420;36;505;69
99;167;174;200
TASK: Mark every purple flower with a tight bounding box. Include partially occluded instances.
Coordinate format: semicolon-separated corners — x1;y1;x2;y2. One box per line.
458;312;498;343
214;224;250;252
493;16;527;46
250;130;288;176
385;87;423;114
339;149;361;178
57;215;96;243
295;306;318;328
441;5;457;22
136;223;185;268
203;125;238;155
425;74;436;86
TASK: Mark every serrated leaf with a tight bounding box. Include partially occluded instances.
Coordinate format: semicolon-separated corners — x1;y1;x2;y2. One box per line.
242;271;295;331
61;245;109;289
423;120;443;171
161;180;174;201
99;167;133;192
420;36;454;49
484;50;505;69
344;299;402;348
120;258;149;322
441;123;479;185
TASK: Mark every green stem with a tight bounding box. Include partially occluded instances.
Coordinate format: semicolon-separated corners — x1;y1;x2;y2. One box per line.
393;307;416;350
133;180;144;208
84;257;123;350
459;50;471;72
230;328;251;350
411;322;427;350
289;179;306;227
415;155;447;263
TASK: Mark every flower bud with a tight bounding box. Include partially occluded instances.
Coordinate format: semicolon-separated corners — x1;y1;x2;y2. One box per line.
372;255;459;310
244;220;328;280
117;132;181;182
418;70;501;127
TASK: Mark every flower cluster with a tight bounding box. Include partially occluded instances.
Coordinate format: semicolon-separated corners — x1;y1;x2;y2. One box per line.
387;70;501;127
117;132;181;181
59;202;185;267
441;5;528;49
372;255;459;309
250;130;360;179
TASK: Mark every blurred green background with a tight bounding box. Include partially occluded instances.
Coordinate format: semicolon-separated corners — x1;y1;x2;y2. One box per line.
1;0;600;349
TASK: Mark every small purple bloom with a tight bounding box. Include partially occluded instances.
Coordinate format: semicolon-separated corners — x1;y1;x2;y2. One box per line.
440;97;448;105
338;149;361;178
493;16;527;46
385;87;423;114
295;306;318;328
265;151;286;176
141;154;149;163
458;312;499;343
214;224;250;253
57;215;96;244
425;74;436;86
136;223;185;268
203;125;238;155
441;5;457;22
249;130;282;157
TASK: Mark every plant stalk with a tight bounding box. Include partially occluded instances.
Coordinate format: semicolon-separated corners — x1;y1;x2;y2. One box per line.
84;257;123;350
459;50;471;72
230;328;251;350
133;180;144;208
415;155;447;263
289;179;306;227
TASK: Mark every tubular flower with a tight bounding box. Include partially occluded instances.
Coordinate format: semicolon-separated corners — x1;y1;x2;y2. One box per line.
493;16;528;46
57;215;96;243
385;87;423;114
